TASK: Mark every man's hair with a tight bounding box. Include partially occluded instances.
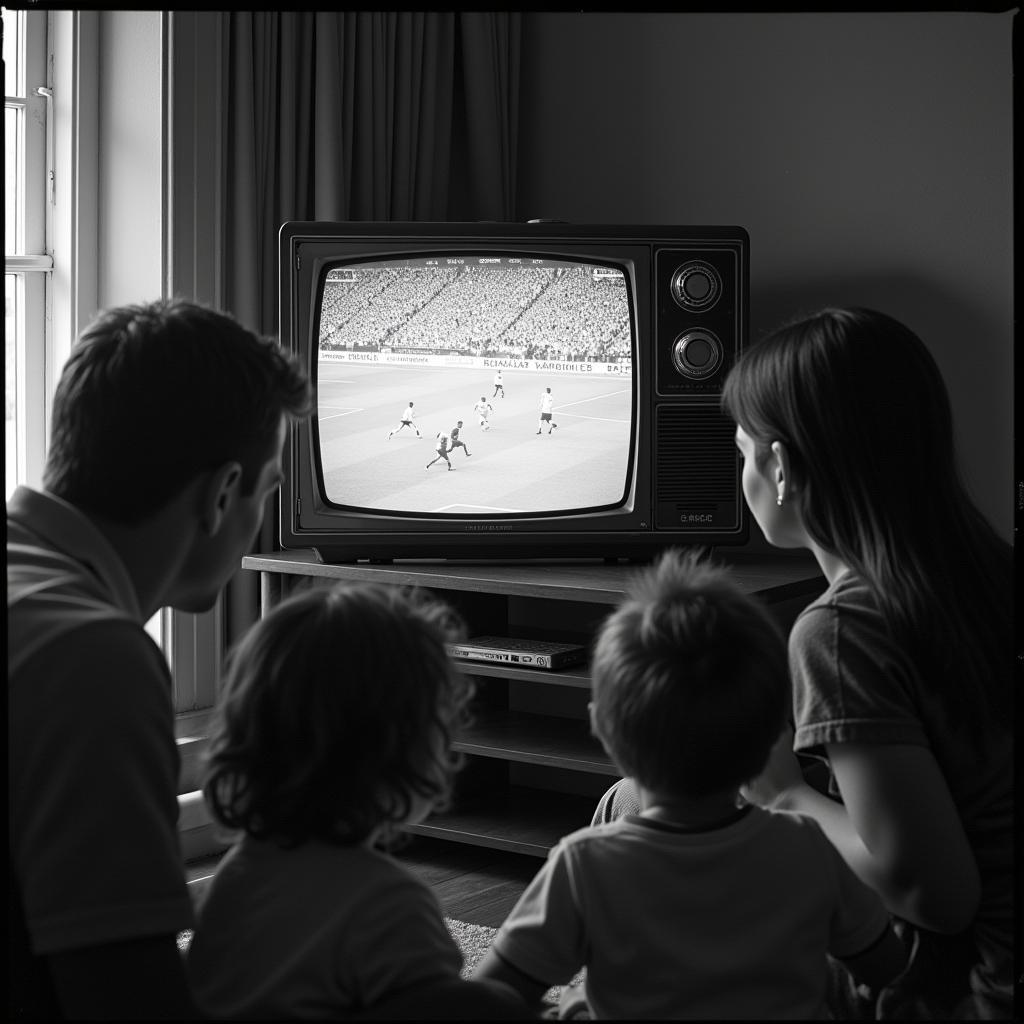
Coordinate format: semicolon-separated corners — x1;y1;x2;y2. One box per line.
43;298;312;524
203;581;472;847
590;548;789;798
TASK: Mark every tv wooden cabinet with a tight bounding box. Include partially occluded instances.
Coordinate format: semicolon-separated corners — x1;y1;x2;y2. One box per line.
241;550;824;858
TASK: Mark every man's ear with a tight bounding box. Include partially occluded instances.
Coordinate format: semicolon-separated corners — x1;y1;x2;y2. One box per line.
200;462;243;537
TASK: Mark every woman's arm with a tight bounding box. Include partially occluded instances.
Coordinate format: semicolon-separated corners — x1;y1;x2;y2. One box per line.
826;741;979;933
743;729;980;934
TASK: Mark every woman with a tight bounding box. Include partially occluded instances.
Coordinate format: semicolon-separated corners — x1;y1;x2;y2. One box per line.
595;308;1013;1018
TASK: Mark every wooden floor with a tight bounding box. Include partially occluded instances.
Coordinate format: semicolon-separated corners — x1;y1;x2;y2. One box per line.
185;834;539;931
392;835;539;928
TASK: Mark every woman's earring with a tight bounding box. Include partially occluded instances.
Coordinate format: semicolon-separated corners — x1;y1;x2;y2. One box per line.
776;494;784;507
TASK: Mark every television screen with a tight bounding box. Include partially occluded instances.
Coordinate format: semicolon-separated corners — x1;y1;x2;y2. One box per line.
314;255;636;518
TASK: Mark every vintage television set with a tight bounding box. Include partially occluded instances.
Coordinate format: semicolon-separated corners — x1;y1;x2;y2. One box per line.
278;221;749;563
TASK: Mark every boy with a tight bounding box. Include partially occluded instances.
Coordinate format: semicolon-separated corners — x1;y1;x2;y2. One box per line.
475;548;908;1019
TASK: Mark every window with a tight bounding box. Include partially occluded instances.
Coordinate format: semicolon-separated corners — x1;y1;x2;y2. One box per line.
4;8;50;499
5;9;168;652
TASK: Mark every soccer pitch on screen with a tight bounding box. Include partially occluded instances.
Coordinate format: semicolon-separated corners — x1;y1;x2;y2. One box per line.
317;362;634;515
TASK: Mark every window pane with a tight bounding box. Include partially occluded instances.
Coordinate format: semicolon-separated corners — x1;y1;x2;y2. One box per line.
5;273;17;498
5;106;18;253
4;8;21;93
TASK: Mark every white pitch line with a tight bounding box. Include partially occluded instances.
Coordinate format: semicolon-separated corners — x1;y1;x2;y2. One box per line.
557;388;630;411
318;407;364;421
556;412;629;424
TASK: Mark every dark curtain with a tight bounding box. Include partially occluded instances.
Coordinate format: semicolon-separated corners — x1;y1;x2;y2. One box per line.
219;10;522;648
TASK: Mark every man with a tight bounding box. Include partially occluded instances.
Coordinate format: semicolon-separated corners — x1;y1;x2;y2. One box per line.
537;386;558;434
448;420;472;458
474;395;494;431
8;298;313;1019
386;401;422;439
426;431;454;471
492;369;505;398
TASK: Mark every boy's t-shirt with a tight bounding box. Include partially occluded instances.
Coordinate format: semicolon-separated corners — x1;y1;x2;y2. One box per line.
186;836;463;1018
489;808;889;1020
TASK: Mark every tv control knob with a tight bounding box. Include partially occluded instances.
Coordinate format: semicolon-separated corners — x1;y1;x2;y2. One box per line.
671;329;723;379
669;261;722;311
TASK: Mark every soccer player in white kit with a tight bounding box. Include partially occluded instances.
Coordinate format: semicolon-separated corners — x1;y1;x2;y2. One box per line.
474;396;494;431
537;387;557;434
426;431;453;471
387;401;422;439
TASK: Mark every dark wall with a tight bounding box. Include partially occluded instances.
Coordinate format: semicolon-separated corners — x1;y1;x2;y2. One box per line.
517;11;1014;541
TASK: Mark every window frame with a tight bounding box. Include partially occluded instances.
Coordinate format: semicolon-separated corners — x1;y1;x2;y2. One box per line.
5;7;51;496
11;10;225;721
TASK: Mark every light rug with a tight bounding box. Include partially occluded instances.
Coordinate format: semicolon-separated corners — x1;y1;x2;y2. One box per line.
445;917;586;1004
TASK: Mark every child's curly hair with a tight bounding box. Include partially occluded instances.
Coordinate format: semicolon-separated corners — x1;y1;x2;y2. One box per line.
202;581;472;847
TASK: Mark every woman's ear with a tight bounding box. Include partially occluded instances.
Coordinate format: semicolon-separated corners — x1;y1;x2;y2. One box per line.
200;462;243;536
769;440;792;506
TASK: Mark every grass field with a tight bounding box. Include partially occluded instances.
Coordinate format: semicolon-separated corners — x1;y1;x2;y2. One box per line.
316;362;633;514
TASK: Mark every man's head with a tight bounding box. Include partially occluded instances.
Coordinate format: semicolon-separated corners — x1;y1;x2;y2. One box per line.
589;548;789;799
44;298;312;609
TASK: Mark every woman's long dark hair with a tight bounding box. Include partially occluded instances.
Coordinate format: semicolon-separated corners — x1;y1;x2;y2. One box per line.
721;307;1011;745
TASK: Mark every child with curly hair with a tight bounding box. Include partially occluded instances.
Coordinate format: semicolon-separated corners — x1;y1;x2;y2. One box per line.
185;581;528;1019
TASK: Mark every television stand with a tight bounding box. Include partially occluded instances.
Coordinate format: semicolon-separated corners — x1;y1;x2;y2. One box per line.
241;550;823;858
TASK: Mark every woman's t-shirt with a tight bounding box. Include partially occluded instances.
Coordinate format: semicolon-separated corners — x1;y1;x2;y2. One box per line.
789;571;1014;1017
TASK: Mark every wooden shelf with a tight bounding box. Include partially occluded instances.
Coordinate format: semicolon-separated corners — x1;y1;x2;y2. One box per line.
455;659;592;689
456;709;615;775
243;549;823;605
244;552;824;857
406;786;601;858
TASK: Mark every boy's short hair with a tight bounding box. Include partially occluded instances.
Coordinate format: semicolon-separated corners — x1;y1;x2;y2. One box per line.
590;548;789;798
203;581;472;847
43;298;312;524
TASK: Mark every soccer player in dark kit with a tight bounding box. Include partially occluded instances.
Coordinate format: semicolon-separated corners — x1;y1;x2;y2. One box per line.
448;421;472;458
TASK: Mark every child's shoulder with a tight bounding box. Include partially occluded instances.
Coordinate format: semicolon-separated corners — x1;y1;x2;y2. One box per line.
228;836;430;890
754;806;845;858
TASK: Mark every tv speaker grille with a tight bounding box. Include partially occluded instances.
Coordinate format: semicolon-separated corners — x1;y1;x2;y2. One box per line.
654;405;740;528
